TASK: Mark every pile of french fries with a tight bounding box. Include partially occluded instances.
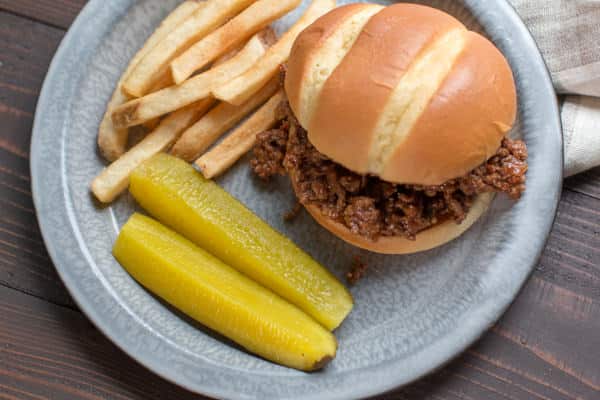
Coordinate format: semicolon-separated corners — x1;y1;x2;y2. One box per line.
92;0;336;203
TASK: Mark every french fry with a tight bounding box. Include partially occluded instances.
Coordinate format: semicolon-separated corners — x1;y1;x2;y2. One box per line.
213;0;336;106
147;71;174;93
92;99;215;203
140;73;172;131
210;29;276;65
112;31;272;129
171;0;301;84
92;38;240;203
97;0;203;161
142;118;161;131
196;90;284;179
122;0;255;98
171;78;280;162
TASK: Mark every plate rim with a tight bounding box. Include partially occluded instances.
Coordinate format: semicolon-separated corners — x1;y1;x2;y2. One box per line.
30;1;563;399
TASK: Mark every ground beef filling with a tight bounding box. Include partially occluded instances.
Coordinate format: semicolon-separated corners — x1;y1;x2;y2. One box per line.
251;101;528;241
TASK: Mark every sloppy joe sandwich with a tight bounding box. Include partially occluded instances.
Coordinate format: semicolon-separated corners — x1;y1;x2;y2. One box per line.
251;3;528;254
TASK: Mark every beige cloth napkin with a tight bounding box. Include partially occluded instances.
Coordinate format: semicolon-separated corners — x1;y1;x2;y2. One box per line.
509;0;600;177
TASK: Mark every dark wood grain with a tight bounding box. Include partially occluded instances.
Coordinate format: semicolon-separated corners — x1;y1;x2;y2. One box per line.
537;190;600;301
0;0;87;29
565;167;600;200
0;1;598;399
0;11;74;308
0;284;204;400
0;11;64;158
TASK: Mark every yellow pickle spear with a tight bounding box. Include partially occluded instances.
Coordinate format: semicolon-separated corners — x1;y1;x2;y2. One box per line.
113;213;337;371
129;154;353;330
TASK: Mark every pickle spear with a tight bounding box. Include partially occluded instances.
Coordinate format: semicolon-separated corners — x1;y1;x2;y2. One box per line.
114;213;336;371
129;154;353;330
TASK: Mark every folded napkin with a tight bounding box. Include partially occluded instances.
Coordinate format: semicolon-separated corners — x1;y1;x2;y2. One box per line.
509;0;600;176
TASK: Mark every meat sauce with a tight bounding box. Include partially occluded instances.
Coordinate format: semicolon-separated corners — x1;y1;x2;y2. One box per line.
251;100;528;241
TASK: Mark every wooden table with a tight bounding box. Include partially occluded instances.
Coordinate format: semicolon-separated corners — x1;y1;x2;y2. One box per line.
0;1;599;399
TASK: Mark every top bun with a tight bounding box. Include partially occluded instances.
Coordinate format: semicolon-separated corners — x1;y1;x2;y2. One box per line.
285;3;517;185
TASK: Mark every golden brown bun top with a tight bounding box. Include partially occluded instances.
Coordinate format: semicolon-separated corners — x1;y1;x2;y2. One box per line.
285;3;517;185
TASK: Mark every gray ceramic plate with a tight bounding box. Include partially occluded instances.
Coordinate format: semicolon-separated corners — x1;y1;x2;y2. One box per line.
31;1;562;399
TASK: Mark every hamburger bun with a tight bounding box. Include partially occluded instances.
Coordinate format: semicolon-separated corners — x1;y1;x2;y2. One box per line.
283;3;517;254
285;3;517;186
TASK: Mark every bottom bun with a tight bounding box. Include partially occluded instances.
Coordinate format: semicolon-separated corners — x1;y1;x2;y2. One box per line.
303;192;494;255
